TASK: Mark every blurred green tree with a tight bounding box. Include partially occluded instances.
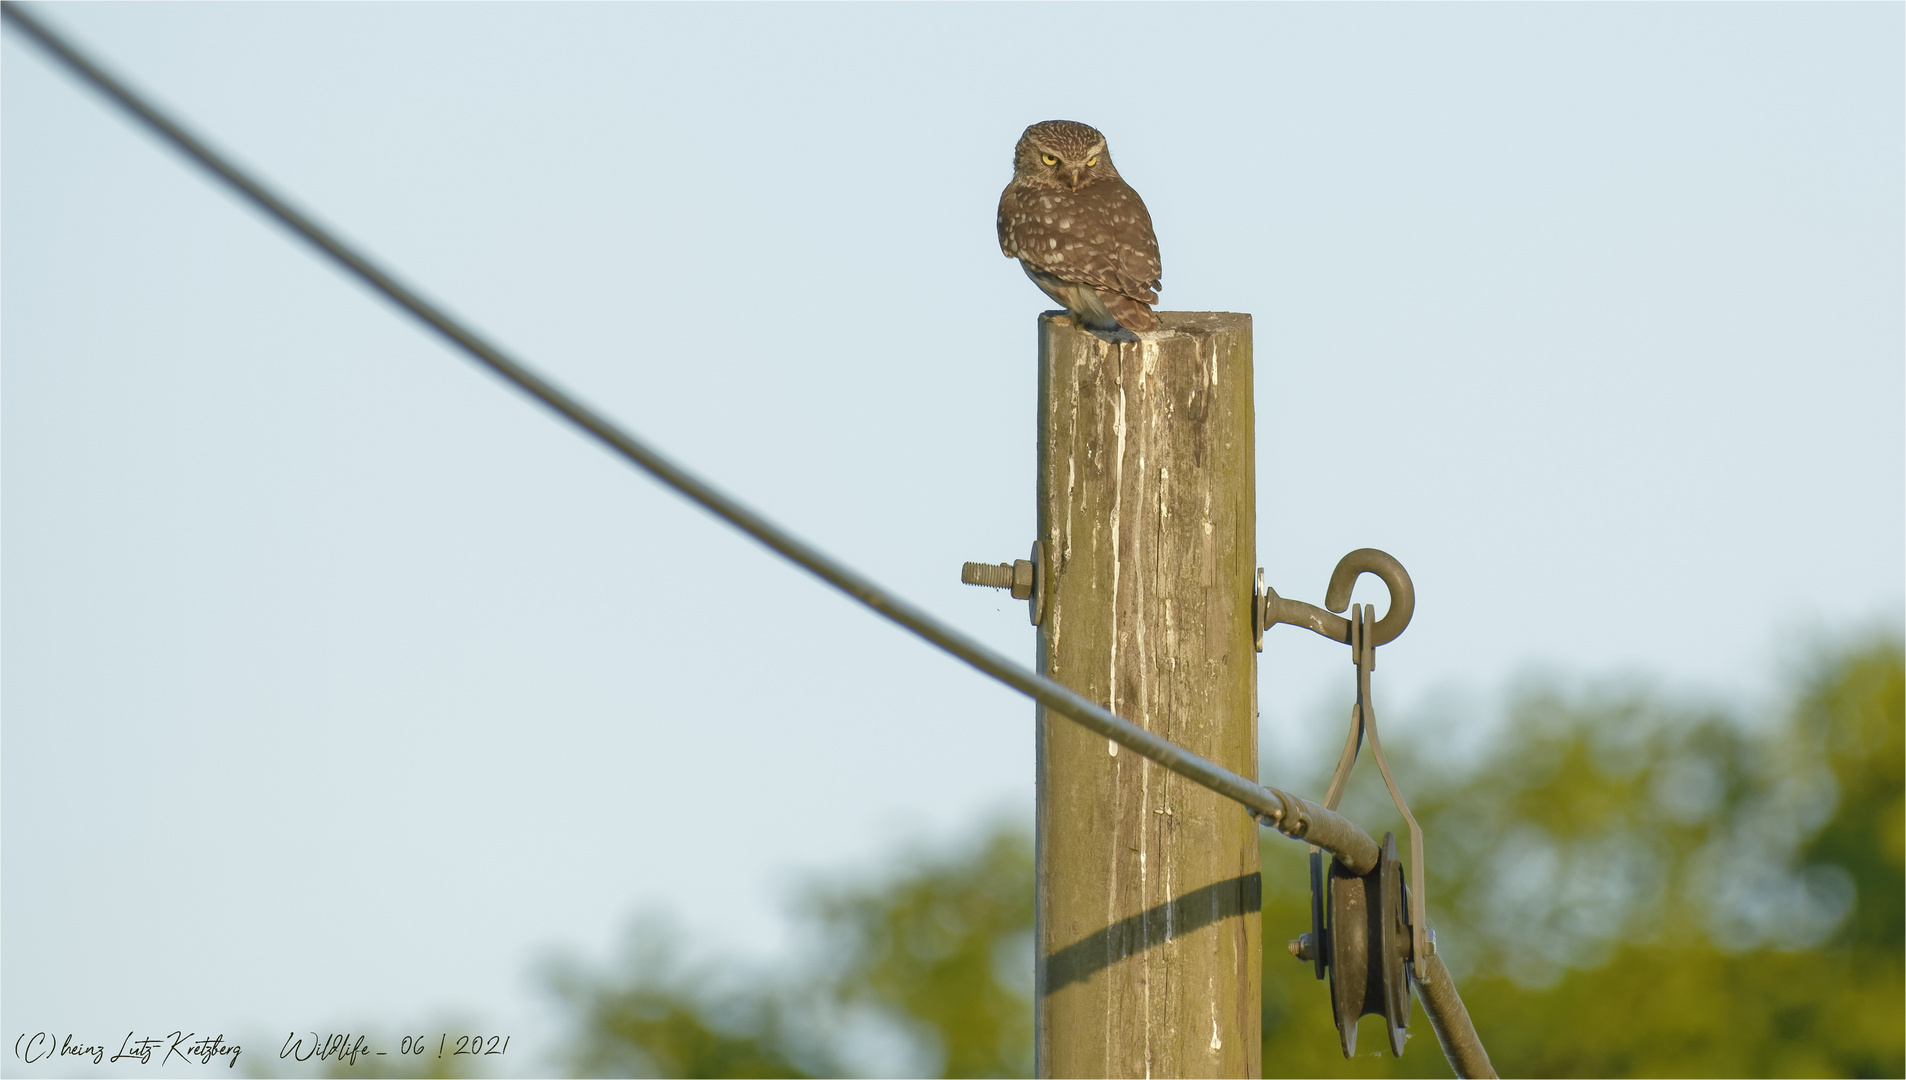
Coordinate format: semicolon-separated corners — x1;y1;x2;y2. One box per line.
546;827;1031;1078
547;929;818;1080
551;636;1901;1078
802;826;1034;1078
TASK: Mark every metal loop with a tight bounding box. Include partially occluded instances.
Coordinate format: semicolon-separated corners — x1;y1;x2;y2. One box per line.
1261;548;1415;648
1323;548;1414;646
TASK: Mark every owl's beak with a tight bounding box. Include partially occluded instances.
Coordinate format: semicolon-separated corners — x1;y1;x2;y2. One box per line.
1064;165;1084;190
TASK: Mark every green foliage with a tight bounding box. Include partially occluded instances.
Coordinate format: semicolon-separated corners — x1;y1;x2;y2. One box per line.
546;929;815;1080
546;828;1032;1078
1795;640;1905;956
553;636;1902;1078
803;827;1035;1078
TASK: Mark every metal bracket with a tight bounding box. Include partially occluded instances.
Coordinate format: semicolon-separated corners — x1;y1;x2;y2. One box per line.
1266;547;1436;1054
1255;547;1414;649
961;541;1045;625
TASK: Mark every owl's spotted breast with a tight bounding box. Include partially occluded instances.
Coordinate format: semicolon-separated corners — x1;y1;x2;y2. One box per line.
997;179;1161;304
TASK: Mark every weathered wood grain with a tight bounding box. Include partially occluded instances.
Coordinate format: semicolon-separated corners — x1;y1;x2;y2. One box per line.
1035;311;1261;1078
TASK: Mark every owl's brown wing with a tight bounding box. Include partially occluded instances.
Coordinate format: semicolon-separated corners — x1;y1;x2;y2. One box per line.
1095;178;1161;303
998;178;1161;305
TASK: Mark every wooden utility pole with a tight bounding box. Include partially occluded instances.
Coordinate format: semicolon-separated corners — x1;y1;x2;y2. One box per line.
1034;312;1261;1078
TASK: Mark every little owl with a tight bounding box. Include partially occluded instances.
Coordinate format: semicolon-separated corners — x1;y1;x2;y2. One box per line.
997;120;1161;334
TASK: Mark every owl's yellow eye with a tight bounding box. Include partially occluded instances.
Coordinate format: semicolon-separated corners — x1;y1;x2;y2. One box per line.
1041;154;1058;166
1086;156;1098;166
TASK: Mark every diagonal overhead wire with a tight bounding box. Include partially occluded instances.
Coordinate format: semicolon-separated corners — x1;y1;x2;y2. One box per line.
0;0;1373;869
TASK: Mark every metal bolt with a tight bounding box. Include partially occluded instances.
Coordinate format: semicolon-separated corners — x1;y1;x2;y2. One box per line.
960;558;1034;599
960;543;1046;625
1288;932;1317;963
962;561;1019;590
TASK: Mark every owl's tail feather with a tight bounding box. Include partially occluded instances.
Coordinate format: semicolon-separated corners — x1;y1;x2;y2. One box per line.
1103;291;1159;334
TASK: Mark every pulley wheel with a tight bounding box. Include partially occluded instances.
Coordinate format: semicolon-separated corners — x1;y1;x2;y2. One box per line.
1325;832;1414;1057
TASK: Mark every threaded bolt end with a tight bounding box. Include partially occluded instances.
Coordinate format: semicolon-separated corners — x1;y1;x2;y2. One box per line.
961;561;1016;589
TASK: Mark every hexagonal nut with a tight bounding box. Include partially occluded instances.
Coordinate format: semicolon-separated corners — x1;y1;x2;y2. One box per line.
1288;932;1317;963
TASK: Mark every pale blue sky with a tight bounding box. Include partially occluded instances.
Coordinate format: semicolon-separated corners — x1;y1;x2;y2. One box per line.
4;4;1900;1076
